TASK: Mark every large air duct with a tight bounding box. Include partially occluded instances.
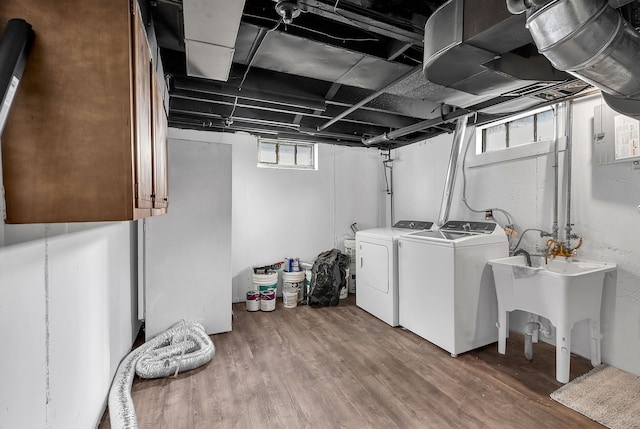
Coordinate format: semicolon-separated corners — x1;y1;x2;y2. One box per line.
514;0;640;118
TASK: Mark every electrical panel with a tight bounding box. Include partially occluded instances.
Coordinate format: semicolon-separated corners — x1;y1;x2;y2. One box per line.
594;102;640;165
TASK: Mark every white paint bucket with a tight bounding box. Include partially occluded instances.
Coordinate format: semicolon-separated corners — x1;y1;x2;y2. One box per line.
246;290;260;312
340;268;350;299
343;238;356;262
253;271;278;293
282;270;305;290
283;287;298;308
260;290;276;311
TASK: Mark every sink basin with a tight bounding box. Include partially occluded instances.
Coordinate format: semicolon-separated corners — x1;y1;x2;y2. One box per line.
488;255;616;383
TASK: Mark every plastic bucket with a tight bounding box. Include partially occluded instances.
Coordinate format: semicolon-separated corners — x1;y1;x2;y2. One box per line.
283;270;305;289
283;287;299;308
340;268;350;299
246;290;260;312
348;271;356;294
343;238;356;263
260;290;276;311
304;269;312;302
253;271;278;293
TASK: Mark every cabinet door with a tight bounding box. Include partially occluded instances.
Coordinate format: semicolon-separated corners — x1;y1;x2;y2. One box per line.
132;3;154;210
152;72;168;209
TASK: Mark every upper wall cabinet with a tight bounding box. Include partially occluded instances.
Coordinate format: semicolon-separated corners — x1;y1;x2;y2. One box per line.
0;0;168;223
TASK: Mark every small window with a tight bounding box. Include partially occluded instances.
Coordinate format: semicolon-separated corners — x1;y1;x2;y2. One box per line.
257;139;318;170
477;105;561;154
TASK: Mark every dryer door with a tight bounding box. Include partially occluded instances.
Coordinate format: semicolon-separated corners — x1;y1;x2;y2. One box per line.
358;240;389;294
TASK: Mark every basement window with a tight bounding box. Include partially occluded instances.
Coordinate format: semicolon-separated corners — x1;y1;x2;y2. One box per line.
257;139;318;170
476;105;559;154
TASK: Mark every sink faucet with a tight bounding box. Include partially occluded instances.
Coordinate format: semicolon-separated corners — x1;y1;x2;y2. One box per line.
544;237;583;264
513;249;532;267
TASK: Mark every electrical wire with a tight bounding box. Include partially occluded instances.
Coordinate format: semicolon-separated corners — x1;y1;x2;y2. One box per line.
459;118;515;229
238;18;283;90
242;13;379;42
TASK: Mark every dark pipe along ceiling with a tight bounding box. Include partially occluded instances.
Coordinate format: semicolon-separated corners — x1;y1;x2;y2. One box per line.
151;0;596;149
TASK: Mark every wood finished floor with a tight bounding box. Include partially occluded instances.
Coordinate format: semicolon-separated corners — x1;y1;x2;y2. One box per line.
99;296;603;428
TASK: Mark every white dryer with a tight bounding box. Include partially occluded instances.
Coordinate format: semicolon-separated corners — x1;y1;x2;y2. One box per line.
398;220;508;356
356;220;433;327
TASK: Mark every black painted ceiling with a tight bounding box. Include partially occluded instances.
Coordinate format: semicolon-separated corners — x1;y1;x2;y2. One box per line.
150;0;589;149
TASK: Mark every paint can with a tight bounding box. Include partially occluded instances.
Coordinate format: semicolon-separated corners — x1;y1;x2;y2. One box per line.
283;270;305;302
283;257;301;272
260;290;276;311
253;270;278;293
246;290;260;312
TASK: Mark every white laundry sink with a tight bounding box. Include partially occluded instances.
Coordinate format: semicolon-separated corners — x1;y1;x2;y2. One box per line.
488;255;616;383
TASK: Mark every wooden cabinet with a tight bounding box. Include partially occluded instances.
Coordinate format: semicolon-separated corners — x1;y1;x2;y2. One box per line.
0;0;168;223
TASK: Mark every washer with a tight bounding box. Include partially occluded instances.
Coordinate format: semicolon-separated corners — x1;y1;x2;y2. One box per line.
398;220;508;356
356;220;433;327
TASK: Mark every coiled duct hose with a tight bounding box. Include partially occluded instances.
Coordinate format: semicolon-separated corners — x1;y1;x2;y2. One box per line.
108;321;215;429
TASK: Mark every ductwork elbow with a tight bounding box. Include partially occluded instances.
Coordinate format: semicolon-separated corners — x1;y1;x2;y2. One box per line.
516;0;640;118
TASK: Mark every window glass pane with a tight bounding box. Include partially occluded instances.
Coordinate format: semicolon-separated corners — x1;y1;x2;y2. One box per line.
279;144;296;165
296;145;313;166
536;110;555;141
509;116;534;147
484;123;506;152
258;142;277;163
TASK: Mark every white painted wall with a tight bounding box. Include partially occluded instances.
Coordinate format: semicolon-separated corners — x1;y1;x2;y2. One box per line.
393;94;640;376
230;132;384;302
143;134;232;338
0;222;138;429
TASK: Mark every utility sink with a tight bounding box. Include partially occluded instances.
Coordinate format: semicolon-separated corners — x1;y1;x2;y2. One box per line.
488;255;616;383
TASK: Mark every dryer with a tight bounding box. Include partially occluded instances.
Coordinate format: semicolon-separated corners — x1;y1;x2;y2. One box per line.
356;220;433;327
398;220;508;356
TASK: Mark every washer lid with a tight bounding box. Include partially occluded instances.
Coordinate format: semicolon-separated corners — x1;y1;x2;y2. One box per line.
400;220;507;246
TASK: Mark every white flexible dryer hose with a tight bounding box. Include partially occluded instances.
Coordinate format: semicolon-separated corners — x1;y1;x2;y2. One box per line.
108;321;215;429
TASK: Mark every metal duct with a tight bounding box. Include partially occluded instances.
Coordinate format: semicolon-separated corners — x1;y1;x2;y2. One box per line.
423;0;567;98
0;19;34;135
183;0;246;81
521;0;640;118
437;115;473;227
108;321;215;429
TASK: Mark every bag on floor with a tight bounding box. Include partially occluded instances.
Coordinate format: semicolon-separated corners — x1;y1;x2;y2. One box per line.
308;248;349;307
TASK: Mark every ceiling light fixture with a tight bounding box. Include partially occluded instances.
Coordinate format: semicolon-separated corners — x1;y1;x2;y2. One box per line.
275;0;301;24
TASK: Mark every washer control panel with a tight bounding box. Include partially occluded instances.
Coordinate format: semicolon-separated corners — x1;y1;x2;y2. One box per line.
393;220;433;230
440;220;497;234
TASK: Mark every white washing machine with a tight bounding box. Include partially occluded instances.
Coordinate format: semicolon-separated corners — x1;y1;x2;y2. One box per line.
398;220;508;356
356;220;433;327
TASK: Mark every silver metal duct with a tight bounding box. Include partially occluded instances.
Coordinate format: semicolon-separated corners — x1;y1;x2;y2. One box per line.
108;321;215;429
520;0;640;118
437;115;473;227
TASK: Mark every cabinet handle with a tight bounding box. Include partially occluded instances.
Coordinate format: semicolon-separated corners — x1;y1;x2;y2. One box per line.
360;257;363;268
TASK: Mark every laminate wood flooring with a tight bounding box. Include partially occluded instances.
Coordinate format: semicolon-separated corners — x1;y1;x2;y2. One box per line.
99;296;603;428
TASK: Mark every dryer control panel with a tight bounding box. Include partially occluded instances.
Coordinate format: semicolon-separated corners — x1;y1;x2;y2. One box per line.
441;220;497;234
393;220;433;230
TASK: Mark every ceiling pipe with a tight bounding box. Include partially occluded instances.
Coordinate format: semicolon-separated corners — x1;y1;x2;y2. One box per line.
362;108;473;145
317;65;421;132
361;77;596;146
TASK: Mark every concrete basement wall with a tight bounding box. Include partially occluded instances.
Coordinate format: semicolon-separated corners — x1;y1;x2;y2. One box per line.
393;94;640;376
230;132;385;302
0;222;138;428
